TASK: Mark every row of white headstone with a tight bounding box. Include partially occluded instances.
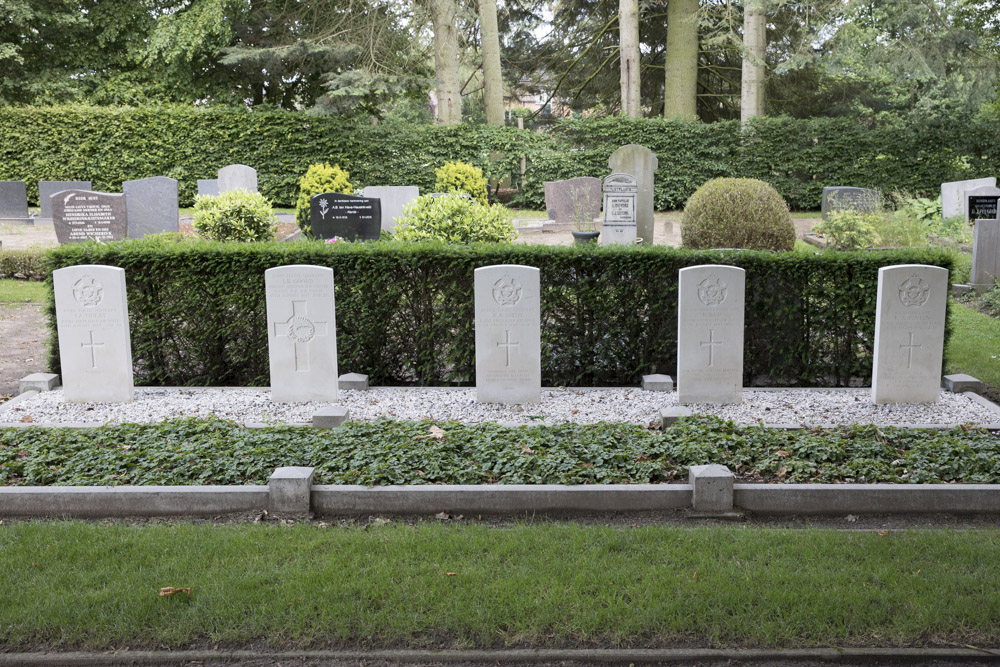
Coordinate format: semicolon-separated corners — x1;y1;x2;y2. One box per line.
52;262;948;406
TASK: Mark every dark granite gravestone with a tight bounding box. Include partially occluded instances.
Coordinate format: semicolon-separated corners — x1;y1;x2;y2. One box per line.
51;190;127;244
543;177;601;225
966;185;1000;222
310;192;381;241
820;186;880;220
39;181;91;220
123;176;179;238
0;181;30;222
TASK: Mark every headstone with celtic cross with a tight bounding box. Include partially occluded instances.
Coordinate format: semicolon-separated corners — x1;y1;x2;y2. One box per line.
872;264;948;404
474;264;541;404
265;265;339;402
676;264;745;405
53;265;134;403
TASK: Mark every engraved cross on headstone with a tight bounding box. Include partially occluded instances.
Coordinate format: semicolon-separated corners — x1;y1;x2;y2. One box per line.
900;332;921;369
700;329;722;367
81;330;105;369
498;329;520;367
271;301;329;372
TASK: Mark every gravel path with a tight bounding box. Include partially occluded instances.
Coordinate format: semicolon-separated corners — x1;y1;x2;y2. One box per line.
2;386;997;427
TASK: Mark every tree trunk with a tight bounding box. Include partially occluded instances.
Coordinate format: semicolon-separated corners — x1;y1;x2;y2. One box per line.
619;0;641;117
479;0;504;125
740;0;766;125
663;0;699;120
430;0;462;125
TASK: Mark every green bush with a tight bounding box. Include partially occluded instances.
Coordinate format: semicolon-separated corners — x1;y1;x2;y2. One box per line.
0;248;47;280
295;162;352;237
816;210;882;250
45;240;953;388
434;161;489;204
681;178;795;251
394;195;515;244
192;190;277;242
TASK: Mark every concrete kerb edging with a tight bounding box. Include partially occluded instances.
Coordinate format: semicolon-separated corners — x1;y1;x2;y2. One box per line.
4;469;1000;518
2;647;1000;666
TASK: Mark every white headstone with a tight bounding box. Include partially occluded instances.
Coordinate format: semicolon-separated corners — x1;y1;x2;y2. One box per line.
941;177;996;219
265;265;339;402
872;264;948;404
475;264;541;404
53;265;134;403
608;144;657;244
601;173;638;245
676;265;745;405
218;164;258;194
360;186;420;231
971;219;1000;292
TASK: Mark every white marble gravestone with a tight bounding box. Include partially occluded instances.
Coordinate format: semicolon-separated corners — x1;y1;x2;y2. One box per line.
971;219;1000;293
360;186;420;231
475;264;541;404
942;177;995;219
676;265;745;405
602;173;638;245
608;145;657;244
218;164;258;194
265;265;338;402
53;265;134;403
872;264;949;404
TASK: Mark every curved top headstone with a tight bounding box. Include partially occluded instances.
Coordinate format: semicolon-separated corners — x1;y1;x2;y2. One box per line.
218;164;258;194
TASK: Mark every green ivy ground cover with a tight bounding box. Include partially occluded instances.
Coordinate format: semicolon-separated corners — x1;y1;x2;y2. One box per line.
2;417;999;487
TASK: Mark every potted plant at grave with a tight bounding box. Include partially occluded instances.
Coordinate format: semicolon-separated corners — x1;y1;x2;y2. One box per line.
569;185;600;245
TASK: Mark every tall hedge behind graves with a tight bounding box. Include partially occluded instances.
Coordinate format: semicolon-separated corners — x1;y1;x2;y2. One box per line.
45;239;953;387
1;106;997;210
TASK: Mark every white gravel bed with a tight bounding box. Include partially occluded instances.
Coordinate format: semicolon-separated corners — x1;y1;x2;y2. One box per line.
1;387;998;427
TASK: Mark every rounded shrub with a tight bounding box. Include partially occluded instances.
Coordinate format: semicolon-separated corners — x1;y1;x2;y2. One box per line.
394;194;515;244
434;161;488;204
681;178;795;251
296;163;352;237
192;190;277;242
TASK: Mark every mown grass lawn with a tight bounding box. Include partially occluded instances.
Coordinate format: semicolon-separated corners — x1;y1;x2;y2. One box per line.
0;278;46;303
1;521;999;650
947;301;1000;395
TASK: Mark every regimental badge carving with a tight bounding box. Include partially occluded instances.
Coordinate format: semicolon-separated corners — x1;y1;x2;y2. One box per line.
697;276;727;307
73;276;104;308
287;316;317;343
492;275;522;307
898;275;930;308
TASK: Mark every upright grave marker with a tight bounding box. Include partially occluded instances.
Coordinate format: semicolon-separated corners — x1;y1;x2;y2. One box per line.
360;186;419;231
971;219;1000;292
942;177;996;219
966;185;1000;223
197;179;219;197
475;265;541;404
310;192;381;240
51;190;127;244
38;181;91;221
0;181;30;222
265;265;338;402
123;176;179;238
820;186;880;220
872;264;948;404
677;265;745;405
218;164;258;194
543;177;601;225
608;144;657;244
53;265;134;403
601;173;638;245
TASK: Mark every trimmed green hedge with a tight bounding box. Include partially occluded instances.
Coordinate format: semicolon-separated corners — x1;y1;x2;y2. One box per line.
1;106;997;210
0;249;47;280
45;239;953;387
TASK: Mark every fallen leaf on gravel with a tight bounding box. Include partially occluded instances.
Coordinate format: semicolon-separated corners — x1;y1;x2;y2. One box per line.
435;512;451;520
159;587;191;597
20;415;32;423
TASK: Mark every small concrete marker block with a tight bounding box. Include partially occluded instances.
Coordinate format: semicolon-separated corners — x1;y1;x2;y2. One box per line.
951;284;972;296
268;466;315;515
660;406;693;428
19;373;59;394
943;373;984;394
312;405;350;429
642;374;673;392
688;464;734;513
338;373;369;391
